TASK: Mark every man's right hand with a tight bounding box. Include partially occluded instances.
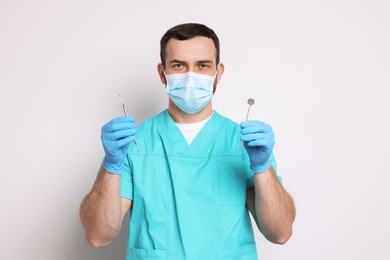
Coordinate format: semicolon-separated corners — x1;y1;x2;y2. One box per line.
101;116;137;174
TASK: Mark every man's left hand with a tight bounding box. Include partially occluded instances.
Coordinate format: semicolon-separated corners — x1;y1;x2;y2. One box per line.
240;120;275;173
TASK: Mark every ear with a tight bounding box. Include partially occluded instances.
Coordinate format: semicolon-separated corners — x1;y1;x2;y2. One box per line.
157;63;166;85
216;63;225;84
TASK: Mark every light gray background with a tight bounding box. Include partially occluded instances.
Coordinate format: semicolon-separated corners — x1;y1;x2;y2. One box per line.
1;0;389;259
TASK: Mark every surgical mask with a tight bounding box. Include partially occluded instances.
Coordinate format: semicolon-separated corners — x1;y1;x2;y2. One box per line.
165;71;217;114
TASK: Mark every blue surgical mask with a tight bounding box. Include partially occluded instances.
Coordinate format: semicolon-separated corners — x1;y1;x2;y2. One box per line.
165;71;217;114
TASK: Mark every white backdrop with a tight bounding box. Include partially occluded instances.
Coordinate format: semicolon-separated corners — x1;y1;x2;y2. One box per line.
1;0;390;259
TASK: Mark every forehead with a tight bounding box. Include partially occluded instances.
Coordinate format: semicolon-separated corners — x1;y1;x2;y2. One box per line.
165;36;216;63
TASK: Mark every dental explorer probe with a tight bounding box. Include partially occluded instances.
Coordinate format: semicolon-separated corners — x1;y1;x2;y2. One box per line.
119;94;140;154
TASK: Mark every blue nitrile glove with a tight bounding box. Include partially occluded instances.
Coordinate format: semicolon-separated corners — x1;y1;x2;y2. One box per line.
240;120;275;173
101;116;137;174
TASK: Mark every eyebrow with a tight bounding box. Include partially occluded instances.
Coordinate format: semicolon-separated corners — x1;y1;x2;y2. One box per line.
168;59;187;65
196;60;214;64
168;59;215;65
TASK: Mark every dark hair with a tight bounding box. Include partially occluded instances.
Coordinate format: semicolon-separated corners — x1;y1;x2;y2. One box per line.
160;23;220;67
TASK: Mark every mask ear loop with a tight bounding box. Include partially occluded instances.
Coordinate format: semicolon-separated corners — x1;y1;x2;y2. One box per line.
161;65;168;85
213;64;221;84
212;69;219;94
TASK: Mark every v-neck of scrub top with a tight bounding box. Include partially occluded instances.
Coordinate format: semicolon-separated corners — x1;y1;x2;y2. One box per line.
175;113;212;145
156;110;224;156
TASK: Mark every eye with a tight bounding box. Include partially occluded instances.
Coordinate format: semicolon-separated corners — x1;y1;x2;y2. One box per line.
199;64;210;70
172;63;184;69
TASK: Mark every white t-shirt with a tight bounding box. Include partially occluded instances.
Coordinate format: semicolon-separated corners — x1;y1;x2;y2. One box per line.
175;113;213;145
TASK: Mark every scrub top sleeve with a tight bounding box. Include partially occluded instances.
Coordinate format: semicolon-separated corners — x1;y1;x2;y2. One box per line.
246;175;255;189
119;156;134;200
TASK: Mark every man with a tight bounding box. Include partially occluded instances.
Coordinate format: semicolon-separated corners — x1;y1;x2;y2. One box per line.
80;23;295;259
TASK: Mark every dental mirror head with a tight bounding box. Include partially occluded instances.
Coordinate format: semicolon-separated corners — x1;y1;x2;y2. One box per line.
247;98;255;105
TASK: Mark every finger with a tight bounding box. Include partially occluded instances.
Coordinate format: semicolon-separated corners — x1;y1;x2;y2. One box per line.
111;116;135;123
240;120;266;128
105;128;137;141
116;135;137;148
241;121;271;133
103;121;135;133
240;133;265;142
103;116;134;128
241;124;271;135
247;139;268;147
109;116;135;127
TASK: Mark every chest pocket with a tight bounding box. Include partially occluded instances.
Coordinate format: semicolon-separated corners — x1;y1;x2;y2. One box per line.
217;156;256;252
128;156;169;256
218;156;249;206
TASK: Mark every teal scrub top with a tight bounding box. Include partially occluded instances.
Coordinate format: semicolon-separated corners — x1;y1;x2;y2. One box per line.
120;110;277;260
